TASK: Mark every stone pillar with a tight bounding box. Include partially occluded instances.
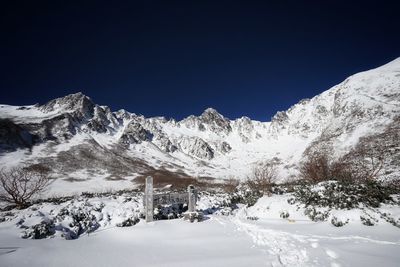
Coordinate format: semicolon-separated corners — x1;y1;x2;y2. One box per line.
145;176;153;222
187;184;196;212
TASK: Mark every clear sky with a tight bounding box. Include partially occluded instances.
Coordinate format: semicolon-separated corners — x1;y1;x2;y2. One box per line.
1;1;399;121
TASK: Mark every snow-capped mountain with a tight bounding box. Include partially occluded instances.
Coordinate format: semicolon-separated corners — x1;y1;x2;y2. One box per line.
0;58;399;194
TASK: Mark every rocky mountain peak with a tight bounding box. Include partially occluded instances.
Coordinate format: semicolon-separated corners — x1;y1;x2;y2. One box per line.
201;107;222;117
39;92;95;114
0;58;399;185
199;107;232;134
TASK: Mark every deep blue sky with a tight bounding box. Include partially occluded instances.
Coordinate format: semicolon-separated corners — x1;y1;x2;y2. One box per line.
1;1;399;121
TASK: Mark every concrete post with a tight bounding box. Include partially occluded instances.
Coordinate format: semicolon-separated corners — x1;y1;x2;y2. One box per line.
187;184;196;212
145;176;153;222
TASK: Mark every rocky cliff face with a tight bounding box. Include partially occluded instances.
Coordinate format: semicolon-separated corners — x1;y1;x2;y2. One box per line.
0;58;399;193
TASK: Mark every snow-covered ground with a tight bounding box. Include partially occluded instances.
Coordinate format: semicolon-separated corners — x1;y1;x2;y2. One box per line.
1;193;399;267
1;212;399;267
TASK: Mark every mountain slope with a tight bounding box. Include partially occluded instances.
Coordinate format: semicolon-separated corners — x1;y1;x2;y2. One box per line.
0;58;399;194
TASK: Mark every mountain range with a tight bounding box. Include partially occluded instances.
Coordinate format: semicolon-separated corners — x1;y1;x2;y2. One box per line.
1;58;399;195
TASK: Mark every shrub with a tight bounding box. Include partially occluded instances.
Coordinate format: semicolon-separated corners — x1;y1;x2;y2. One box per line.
280;211;290;219
300;130;391;184
331;216;349;227
304;207;329;222
360;215;376;226
230;190;262;207
244;162;277;195
377;211;400;228
300;153;331;183
116;217;140;227
223;177;240;193
293;180;393;209
21;220;55;239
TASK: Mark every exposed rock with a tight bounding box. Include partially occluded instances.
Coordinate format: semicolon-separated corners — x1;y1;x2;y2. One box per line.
40;92;95;118
179;137;214;160
153;134;177;153
0;58;399;183
119;122;153;145
199;108;232;134
0;119;35;151
215;141;232;154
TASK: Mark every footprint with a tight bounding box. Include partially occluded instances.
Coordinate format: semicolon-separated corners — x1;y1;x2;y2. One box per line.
311;242;319;248
325;249;339;259
0;247;19;255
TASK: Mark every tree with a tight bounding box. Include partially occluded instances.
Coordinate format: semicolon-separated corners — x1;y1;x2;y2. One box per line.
245;162;277;195
0;165;50;208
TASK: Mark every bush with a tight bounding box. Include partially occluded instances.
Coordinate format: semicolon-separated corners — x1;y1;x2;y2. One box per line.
331;216;349;227
223;177;240;193
244;162;277;195
293;180;393;209
0;166;50;208
300;153;331;183
304;207;329;222
230;190;262;207
300;128;393;185
21;220;55;239
360;215;376;226
154;204;186;220
280;211;290;219
116;217;140;227
56;205;101;239
377;211;400;228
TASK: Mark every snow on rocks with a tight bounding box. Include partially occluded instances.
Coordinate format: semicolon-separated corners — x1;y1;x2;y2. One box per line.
0;190;400;266
0;190;234;240
243;191;400;228
1;58;399;188
0;193;143;240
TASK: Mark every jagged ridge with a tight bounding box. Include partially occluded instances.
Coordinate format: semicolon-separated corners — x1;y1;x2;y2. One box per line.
0;58;399;194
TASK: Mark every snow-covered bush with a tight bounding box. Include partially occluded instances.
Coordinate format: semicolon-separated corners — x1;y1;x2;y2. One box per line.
331;216;349;227
154;204;186;220
304;207;329;222
213;207;233;216
116;216;140;227
280;210;290;219
197;191;236;212
58;207;100;237
230;190;262;207
378;211;400;228
2;192;144;240
293;181;393;209
21;220;55;239
360;215;376;226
